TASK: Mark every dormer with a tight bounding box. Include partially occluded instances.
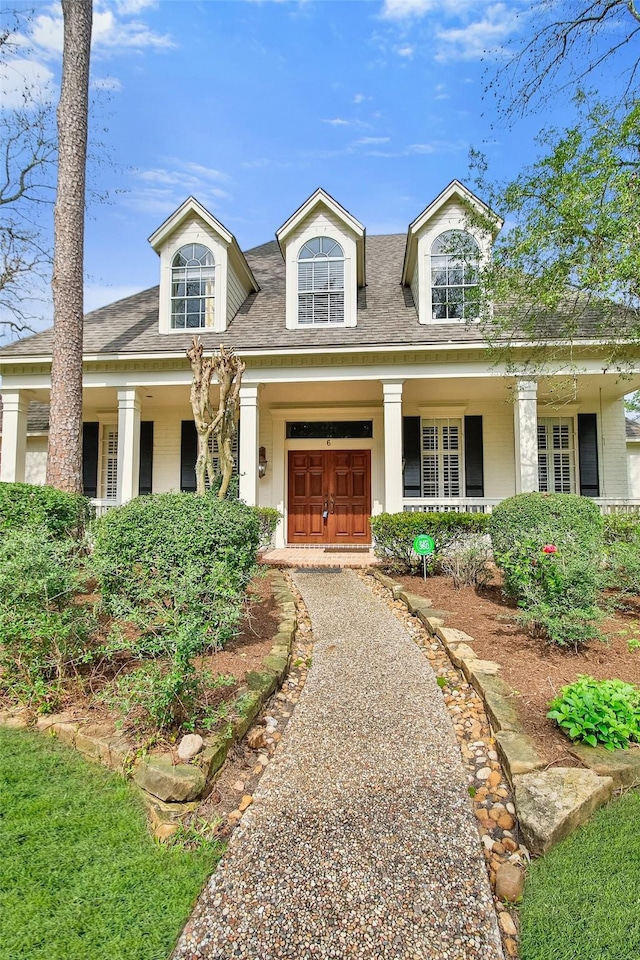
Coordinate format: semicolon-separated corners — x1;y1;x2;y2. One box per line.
401;180;501;325
149;197;258;335
276;188;365;331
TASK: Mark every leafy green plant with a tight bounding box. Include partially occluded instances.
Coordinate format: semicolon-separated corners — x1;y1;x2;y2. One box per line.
439;534;494;588
548;675;640;750
489;494;604;647
603;513;640;547
103;659;236;733
370;511;489;574
0;481;93;540
253;506;282;549
0;528;93;710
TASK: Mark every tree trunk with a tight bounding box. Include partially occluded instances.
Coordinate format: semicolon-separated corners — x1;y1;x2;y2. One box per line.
187;337;244;498
46;0;92;493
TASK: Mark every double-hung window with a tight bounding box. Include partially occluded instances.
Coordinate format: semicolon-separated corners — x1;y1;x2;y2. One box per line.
421;418;462;497
297;236;345;325
537;418;575;493
431;230;480;321
171;243;215;329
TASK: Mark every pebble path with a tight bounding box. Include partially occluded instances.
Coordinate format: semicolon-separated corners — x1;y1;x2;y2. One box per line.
173;569;504;960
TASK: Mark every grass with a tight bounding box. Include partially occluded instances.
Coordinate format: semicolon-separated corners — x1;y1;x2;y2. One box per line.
520;789;640;960
0;726;223;960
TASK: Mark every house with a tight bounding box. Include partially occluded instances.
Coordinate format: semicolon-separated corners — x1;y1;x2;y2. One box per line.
0;181;638;549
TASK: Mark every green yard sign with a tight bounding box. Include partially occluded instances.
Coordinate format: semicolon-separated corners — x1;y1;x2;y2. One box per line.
413;534;435;580
413;534;435;556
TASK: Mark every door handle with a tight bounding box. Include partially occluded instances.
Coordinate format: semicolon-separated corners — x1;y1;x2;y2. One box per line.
323;496;329;520
330;496;335;514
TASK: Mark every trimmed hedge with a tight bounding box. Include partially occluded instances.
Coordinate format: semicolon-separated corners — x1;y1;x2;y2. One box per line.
489;492;603;559
92;492;260;605
254;506;281;549
0;482;92;540
370;511;490;574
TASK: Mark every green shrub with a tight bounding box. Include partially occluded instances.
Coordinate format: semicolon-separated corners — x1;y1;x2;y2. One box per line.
0;482;92;539
603;512;640;546
92;493;260;656
0;528;92;710
370;511;490;574
548;675;640;750
253;506;281;549
488;493;604;647
103;660;236;733
489;492;603;559
439;534;494;588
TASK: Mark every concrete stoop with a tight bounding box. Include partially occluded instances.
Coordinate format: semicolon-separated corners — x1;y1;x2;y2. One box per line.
372;568;619;859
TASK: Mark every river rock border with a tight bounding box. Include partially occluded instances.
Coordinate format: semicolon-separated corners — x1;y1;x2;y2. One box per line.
371;569;618;859
0;569;297;830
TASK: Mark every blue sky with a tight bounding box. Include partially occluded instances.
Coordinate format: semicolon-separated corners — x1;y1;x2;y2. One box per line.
2;0;634;324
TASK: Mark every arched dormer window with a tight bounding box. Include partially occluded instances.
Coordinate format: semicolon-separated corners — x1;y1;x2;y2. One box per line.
431;229;479;321
171;243;215;329
297;236;344;325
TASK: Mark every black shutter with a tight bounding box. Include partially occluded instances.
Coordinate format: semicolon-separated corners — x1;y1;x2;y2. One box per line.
82;422;99;498
578;413;600;497
464;415;484;497
139;421;154;495
402;416;421;498
180;420;197;492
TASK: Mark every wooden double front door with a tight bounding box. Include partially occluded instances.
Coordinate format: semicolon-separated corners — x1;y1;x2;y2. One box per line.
288;450;371;544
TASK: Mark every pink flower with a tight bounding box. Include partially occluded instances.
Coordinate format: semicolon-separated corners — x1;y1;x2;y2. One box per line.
542;544;558;554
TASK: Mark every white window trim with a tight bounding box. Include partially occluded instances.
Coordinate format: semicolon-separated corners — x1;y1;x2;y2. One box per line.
158;222;229;335
297;237;346;327
170;243;215;331
98;422;118;501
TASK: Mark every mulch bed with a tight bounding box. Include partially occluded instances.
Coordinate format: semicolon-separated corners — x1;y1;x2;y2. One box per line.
395;572;640;767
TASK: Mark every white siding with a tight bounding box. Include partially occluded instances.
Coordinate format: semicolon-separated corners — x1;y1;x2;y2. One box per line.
25;437;48;485
152;413;184;493
227;262;249;324
410;257;419;314
257;409;273;508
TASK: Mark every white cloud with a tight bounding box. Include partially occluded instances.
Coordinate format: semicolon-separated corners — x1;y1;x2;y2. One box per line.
321;117;353;127
241;158;270;169
407;143;436;154
356;136;390;145
353;93;367;103
27;1;174;60
396;44;415;58
92;75;123;92
381;0;442;18
434;3;519;61
0;58;54;108
126;161;232;216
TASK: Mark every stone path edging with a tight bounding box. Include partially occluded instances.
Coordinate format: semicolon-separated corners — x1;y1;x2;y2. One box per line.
372;569;616;858
0;569;298;834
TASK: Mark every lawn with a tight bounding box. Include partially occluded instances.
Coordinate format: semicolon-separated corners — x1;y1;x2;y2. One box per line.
520;789;640;960
0;726;222;960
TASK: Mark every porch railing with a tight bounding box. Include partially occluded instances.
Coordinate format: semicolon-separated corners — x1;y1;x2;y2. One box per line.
403;497;640;515
91;499;117;517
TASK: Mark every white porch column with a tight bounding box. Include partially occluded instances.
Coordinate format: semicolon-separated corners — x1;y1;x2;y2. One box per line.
117;389;141;504
239;384;260;506
382;380;404;514
0;390;28;483
513;379;539;493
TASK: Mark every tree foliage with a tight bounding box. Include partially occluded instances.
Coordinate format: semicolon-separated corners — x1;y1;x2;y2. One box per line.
468;97;640;372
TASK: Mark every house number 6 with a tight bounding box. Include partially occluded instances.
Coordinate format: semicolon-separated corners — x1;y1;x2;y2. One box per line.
327;439;331;446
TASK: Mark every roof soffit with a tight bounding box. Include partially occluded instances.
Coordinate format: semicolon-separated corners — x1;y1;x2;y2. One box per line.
401;180;503;285
276;187;366;286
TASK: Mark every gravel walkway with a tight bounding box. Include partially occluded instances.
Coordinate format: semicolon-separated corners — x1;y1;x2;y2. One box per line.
174;570;504;960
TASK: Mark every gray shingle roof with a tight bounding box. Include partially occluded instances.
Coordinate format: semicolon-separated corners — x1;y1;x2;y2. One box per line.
0;234;614;360
0;400;49;434
626;417;640;439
